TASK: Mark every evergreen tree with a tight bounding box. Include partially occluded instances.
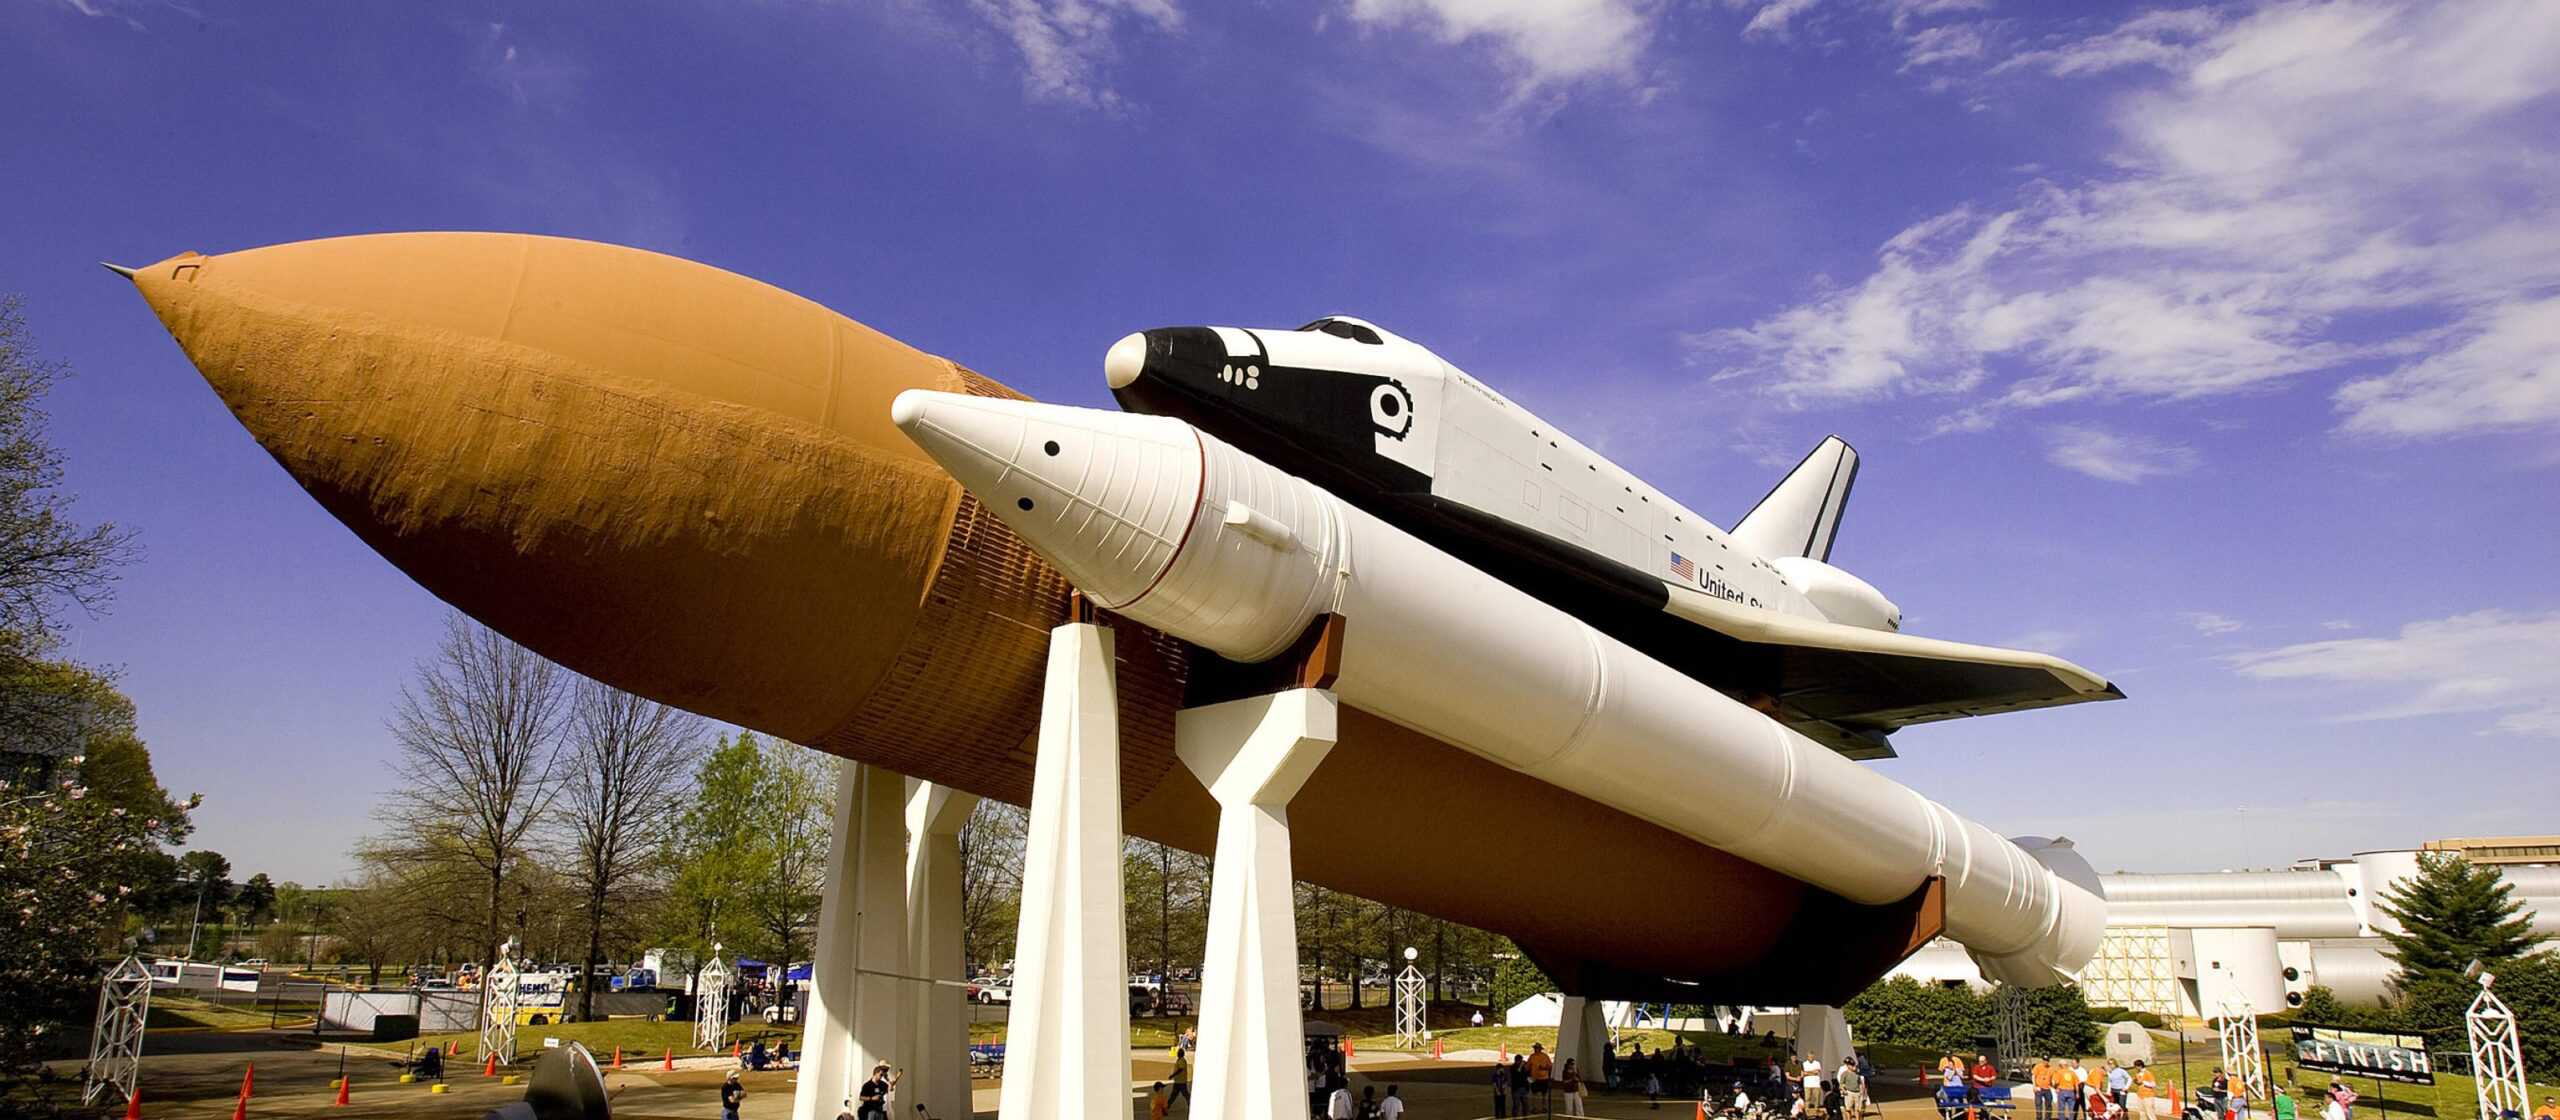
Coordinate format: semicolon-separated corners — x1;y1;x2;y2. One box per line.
2374;853;2543;981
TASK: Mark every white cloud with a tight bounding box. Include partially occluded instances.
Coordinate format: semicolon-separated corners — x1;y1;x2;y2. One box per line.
1695;2;2560;438
2179;611;2244;636
2322;619;2356;632
966;0;1183;109
1342;0;1651;90
2335;296;2560;438
1733;0;1820;41
1994;8;2223;77
2041;424;2197;483
2226;609;2560;737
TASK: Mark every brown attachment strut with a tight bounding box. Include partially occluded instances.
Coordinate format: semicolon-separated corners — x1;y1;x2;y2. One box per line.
1182;613;1346;708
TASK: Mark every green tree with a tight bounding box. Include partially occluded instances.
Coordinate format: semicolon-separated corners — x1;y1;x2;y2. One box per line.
741;737;830;973
0;709;192;1114
178;850;236;958
661;733;770;973
1488;949;1555;1017
1844;976;1991;1054
0;298;137;752
236;872;277;926
2376;854;2543;982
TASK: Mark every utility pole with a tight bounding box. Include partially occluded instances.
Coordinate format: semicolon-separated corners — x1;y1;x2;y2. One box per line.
185;878;208;961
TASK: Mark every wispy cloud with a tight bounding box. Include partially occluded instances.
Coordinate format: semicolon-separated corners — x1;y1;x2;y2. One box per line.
1341;0;1653;94
2179;611;2244;636
1692;2;2560;439
2042;424;2196;483
965;0;1183;110
2226;609;2560;737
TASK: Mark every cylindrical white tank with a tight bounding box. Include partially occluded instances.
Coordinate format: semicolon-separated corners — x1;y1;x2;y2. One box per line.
891;392;2110;986
2182;927;2284;1014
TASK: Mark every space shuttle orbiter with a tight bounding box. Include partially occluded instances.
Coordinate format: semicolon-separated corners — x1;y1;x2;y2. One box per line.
1103;317;2122;760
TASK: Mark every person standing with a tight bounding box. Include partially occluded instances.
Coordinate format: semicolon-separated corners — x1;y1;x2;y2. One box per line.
1840;1056;1867;1120
1380;1085;1408;1120
1531;1044;1556;1112
2108;1063;2132;1111
1493;1057;1513;1118
1805;1055;1827;1117
855;1064;898;1120
1168;1046;1192;1109
719;1070;745;1120
1513;1054;1533;1116
2135;1063;2158;1120
1149;1081;1171;1120
1561;1058;1589;1116
1327;1081;1357;1119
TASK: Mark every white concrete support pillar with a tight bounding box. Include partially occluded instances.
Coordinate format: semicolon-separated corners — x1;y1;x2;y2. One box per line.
795;762;911;1120
1799;1003;1855;1071
1181;689;1340;1120
1555;995;1609;1087
997;623;1131;1120
902;780;981;1120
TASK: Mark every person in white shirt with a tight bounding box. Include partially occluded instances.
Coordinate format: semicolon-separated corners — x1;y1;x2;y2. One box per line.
1805;1058;1827;1116
1328;1083;1356;1119
1379;1086;1407;1119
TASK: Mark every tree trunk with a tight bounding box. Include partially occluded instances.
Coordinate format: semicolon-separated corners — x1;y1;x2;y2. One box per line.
580;877;606;1022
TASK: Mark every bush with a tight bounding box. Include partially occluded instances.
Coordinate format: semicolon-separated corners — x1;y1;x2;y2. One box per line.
1844;976;2102;1057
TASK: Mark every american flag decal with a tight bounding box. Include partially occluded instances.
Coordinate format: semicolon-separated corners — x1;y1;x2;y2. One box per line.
1669;552;1696;582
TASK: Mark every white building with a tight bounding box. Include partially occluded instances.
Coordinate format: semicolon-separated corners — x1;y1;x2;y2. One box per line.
1886;841;2560;1018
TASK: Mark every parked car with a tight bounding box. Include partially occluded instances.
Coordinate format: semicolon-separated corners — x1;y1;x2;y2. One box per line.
975;980;1012;1005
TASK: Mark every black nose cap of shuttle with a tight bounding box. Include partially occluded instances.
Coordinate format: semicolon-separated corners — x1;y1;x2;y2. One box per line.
1104;327;1225;393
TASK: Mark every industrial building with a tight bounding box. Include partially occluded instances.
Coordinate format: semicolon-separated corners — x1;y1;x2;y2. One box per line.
1888;839;2560;1018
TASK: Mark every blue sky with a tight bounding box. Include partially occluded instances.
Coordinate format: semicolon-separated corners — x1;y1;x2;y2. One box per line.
4;0;2554;885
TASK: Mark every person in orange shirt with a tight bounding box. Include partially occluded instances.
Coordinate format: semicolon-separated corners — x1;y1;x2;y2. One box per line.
2135;1062;2159;1120
2530;1096;2557;1120
2034;1059;2057;1120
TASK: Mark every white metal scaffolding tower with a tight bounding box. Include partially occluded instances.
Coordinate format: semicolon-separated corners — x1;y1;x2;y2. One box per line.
1393;947;1426;1049
480;937;522;1065
1996;986;2031;1074
2469;971;2528;1120
2214;990;2265;1101
83;956;151;1107
695;944;733;1053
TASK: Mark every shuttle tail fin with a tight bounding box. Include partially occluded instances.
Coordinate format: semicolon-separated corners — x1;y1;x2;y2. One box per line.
1734;436;1858;562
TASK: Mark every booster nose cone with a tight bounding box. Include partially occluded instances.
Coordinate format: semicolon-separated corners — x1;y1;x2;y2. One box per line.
892;391;1201;610
1103;331;1147;390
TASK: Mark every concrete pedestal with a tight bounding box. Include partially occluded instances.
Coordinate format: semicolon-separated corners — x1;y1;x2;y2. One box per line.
1180;689;1340;1120
1555;994;1609;1090
997;623;1131;1120
1799;1003;1855;1071
796;762;911;1119
902;780;979;1120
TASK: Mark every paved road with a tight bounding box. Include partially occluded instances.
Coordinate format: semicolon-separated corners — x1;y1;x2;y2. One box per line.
47;1028;1963;1120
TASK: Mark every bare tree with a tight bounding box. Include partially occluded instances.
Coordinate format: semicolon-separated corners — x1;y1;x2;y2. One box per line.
384;614;566;1017
958;801;1026;974
558;680;703;1019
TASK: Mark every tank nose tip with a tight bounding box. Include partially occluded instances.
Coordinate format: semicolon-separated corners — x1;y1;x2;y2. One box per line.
1103;331;1148;390
889;387;931;431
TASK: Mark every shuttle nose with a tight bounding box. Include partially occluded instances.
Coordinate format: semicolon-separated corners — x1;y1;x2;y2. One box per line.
1103;332;1147;389
1100;327;1228;396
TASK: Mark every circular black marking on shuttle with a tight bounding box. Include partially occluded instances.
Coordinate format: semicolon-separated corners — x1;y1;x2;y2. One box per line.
1044;440;1061;456
1017;498;1035;511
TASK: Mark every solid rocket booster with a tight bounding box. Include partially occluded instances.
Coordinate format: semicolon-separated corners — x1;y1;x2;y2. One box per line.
890;389;2107;985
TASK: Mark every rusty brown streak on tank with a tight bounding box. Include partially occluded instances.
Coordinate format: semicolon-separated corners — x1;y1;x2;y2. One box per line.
125;232;1844;989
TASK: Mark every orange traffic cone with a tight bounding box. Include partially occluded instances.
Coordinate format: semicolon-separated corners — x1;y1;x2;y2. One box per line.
230;1065;254;1120
732;1042;741;1061
612;1046;623;1070
242;1063;255;1098
1499;1044;1509;1064
1433;1039;1444;1060
122;1090;141;1120
333;1077;350;1108
1344;1039;1356;1059
483;1052;498;1078
662;1048;675;1071
1697;1103;1710;1120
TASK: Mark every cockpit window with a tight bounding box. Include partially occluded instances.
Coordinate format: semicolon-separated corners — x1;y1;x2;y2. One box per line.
1296;318;1384;345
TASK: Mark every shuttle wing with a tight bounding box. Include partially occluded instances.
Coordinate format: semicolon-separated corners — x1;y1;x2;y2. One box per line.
1662;582;2124;744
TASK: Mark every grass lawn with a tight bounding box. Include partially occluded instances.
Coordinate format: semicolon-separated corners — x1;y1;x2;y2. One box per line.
413;1017;802;1063
145;995;274;1032
2139;1031;2560;1120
